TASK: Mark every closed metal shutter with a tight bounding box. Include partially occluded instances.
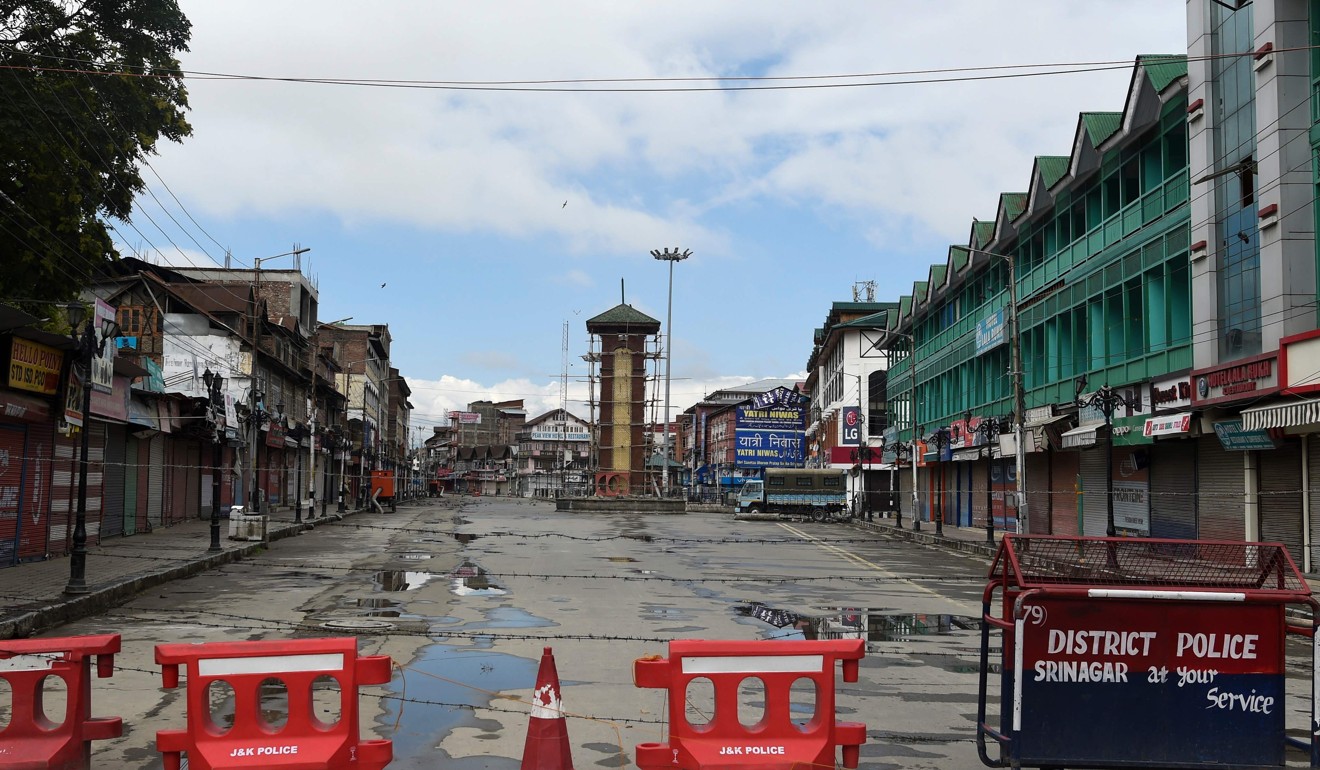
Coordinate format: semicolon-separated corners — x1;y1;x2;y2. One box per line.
1197;434;1243;541
18;422;53;562
85;421;105;546
1078;445;1109;537
0;424;25;566
147;434;163;527
971;460;989;529
123;435;138;536
1307;435;1320;571
1259;439;1304;564
185;441;201;520
168;438;187;524
1025;453;1050;534
1149;440;1197;540
49;429;77;554
101;425;126;539
1050;451;1080;536
286;452;299;511
899;466;915;522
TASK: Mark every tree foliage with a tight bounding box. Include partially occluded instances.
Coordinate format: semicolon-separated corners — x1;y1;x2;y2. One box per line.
0;0;192;308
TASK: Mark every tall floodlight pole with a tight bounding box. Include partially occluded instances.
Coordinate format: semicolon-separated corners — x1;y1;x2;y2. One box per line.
651;248;691;497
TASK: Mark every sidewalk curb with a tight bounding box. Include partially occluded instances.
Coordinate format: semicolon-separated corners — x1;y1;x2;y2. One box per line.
858;518;1000;561
0;508;367;640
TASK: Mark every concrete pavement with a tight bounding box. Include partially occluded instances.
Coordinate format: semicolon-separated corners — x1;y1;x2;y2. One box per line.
0;502;400;639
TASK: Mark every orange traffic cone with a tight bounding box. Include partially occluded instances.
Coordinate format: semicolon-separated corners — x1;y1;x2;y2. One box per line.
522;647;574;770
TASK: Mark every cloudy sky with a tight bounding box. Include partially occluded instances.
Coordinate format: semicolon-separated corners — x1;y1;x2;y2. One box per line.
127;2;1187;439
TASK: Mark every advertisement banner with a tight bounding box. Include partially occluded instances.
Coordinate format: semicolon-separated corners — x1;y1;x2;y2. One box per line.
91;298;116;394
63;368;84;427
448;411;482;424
975;308;1006;354
8;337;64;396
840;406;861;446
1112;447;1150;536
735;430;804;468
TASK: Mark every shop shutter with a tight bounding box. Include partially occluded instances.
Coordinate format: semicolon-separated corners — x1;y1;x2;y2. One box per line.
1258;438;1304;564
123;434;138;536
147;434;164;527
286;451;299;510
899;467;915;522
84;421;106;546
168;438;188;524
1049;451;1080;536
0;424;25;566
1025;453;1050;534
49;429;77;554
18;422;53;562
1078;445;1109;537
101;425;126;539
1148;440;1197;540
970;460;988;530
186;441;202;520
1306;435;1320;571
1197;434;1243;542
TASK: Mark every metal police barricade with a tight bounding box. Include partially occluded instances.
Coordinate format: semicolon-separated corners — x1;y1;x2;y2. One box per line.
0;633;122;770
634;639;866;770
155;637;393;770
977;535;1318;769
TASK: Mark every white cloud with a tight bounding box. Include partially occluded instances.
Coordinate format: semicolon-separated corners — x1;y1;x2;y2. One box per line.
155;1;1183;256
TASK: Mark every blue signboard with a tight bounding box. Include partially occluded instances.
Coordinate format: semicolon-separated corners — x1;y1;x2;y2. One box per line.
976;308;1006;355
735;429;805;467
736;404;805;468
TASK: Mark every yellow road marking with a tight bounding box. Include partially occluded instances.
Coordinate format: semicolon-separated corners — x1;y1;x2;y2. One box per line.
776;522;977;612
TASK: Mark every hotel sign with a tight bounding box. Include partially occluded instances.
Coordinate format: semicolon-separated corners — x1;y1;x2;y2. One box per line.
8;337;64;395
1191;352;1279;407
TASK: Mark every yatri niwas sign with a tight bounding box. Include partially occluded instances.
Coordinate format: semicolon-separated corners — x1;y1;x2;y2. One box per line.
736;387;807;468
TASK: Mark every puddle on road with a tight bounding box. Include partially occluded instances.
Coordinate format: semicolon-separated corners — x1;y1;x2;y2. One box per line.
385;644;539;764
450;562;507;597
602;556;637;563
374;570;436;592
737;603;981;642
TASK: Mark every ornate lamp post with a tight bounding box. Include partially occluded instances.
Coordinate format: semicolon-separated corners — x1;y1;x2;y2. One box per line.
966;411;1002;544
1074;376;1139;538
202;368;226;552
890;441;909;529
925;427;953;536
63;302;120;594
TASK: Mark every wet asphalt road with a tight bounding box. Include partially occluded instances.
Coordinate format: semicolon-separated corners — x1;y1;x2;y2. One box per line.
31;496;1317;768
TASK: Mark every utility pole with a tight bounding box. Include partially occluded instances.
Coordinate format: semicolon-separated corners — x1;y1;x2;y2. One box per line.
909;334;921;532
1005;251;1027;534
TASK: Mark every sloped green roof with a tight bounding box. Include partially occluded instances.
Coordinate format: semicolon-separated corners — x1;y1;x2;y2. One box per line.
950;245;970;272
928;264;948;292
585;303;660;327
912;281;928;306
837;308;896;329
899;295;912;319
1081;112;1123;146
1001;192;1028;221
1036;156;1070;188
1138;54;1187;91
972;220;995;249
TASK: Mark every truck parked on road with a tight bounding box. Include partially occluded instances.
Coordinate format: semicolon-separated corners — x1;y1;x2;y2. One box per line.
736;468;849;520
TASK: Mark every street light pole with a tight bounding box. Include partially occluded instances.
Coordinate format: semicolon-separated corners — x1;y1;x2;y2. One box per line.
63;303;120;595
204;369;225;552
651;247;691;498
968;411;1001;545
925;427;951;536
1074;378;1138;538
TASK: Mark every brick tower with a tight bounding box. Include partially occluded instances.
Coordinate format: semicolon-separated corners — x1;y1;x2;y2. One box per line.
585;304;660;496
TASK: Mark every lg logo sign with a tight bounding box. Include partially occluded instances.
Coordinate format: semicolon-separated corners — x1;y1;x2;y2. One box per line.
842;407;861;445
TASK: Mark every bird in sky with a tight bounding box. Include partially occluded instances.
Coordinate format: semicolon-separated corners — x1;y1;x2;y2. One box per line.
562;200;567;208
380;282;387;288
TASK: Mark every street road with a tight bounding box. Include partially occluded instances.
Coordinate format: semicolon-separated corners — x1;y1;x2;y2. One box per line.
32;496;1318;768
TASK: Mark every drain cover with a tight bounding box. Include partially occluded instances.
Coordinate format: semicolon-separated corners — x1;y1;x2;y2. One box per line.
320;619;395;632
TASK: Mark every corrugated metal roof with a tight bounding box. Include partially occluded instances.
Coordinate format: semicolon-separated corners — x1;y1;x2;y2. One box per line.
1081;112;1122;146
1001;192;1028;221
1036;156;1070;188
1138;54;1187;91
911;281;928;306
928;264;948;292
899;296;912;319
585;303;660;327
972;220;995;248
950;246;970;272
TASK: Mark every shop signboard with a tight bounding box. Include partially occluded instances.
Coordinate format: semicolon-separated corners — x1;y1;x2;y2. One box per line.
840;406;861;445
448;411;482;424
7;337;63;396
1191;352;1279;406
975;308;1006;354
1213;419;1280;451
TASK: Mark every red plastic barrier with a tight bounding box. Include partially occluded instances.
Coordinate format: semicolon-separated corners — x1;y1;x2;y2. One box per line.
634;639;866;770
154;637;393;770
0;633;122;770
